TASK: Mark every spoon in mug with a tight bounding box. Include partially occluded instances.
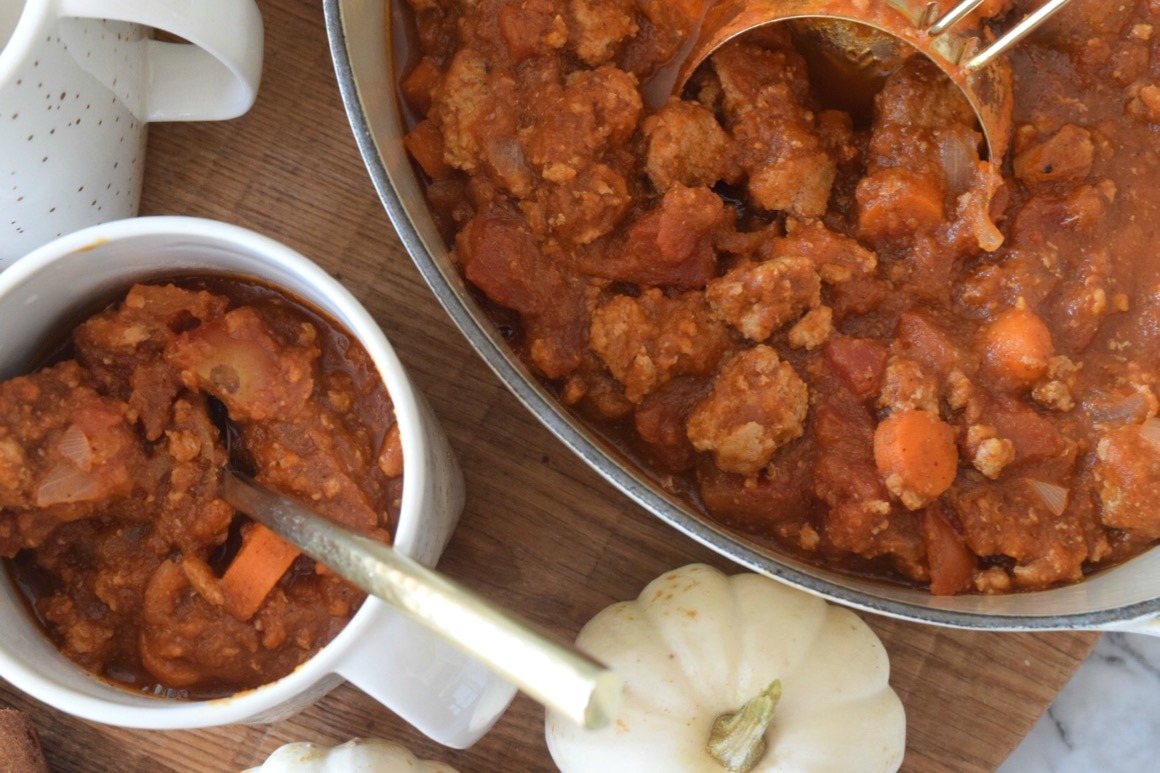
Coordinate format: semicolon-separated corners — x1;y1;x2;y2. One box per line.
220;472;622;730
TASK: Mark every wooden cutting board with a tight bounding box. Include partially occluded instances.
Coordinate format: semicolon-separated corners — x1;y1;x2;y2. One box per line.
0;0;1098;770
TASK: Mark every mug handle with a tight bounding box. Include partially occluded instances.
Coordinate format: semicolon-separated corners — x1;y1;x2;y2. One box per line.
335;600;518;749
57;0;264;121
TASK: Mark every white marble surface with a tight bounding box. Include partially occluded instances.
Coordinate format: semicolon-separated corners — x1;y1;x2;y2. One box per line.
998;632;1160;772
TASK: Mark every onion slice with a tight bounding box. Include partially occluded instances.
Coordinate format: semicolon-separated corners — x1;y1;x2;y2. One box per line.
1025;479;1069;517
1087;391;1150;425
1139;416;1160;453
35;462;102;507
939;126;982;199
55;424;93;471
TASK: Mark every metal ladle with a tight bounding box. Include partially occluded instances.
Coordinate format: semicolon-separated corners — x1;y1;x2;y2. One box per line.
676;0;1076;162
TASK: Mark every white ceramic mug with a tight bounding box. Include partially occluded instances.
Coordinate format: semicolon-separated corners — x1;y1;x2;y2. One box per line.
0;1;265;268
0;217;518;748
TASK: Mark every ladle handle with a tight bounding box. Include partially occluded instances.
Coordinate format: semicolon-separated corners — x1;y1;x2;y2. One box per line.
926;0;1077;71
223;473;622;730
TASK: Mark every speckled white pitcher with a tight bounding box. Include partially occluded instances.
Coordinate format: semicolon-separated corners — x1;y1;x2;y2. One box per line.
0;0;264;268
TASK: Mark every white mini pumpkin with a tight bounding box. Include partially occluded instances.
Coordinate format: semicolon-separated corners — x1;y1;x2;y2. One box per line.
244;738;458;773
545;563;906;772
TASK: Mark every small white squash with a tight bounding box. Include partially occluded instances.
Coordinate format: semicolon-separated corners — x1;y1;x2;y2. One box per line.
545;563;906;773
244;738;459;773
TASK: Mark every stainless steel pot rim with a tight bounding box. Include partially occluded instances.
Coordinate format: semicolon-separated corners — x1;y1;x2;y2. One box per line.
323;0;1160;634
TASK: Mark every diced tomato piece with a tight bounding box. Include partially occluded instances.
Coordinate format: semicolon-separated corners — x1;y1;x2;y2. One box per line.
404;119;454;180
922;507;976;595
894;309;970;376
824;336;889;399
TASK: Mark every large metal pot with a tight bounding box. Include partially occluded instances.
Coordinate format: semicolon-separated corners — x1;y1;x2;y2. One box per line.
323;0;1160;635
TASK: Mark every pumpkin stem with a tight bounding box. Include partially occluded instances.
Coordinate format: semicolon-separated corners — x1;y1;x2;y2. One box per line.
707;679;782;773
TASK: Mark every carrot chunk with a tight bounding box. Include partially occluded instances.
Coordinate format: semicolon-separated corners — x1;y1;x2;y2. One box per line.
980;306;1054;387
873;409;959;510
855;168;945;244
220;523;301;621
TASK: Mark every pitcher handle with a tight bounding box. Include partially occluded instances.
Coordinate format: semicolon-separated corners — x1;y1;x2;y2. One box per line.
58;0;264;121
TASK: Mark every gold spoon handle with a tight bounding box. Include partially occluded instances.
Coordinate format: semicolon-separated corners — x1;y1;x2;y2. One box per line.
223;472;622;730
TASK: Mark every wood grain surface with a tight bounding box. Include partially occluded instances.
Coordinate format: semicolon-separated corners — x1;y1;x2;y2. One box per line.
0;1;1099;770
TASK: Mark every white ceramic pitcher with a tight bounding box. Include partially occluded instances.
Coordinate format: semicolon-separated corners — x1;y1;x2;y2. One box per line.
0;0;264;267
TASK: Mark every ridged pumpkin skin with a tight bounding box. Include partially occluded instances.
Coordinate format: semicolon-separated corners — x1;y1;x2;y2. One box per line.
245;738;458;772
546;563;906;772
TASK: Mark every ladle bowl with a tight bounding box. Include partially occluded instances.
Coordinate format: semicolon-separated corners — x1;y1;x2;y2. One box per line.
677;0;1074;162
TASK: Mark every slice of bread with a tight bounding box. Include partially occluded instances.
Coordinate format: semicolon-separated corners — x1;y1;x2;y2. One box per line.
0;708;49;772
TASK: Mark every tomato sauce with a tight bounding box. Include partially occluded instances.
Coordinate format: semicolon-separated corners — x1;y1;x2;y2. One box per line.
0;278;401;698
398;0;1160;594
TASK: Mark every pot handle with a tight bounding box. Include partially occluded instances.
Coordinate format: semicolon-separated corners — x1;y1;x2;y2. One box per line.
1099;616;1160;637
58;0;264;121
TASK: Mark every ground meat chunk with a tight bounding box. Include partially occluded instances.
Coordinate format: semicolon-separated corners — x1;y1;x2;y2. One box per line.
763;218;878;284
947;160;1007;253
686;346;808;476
871;57;979;141
964;424;1016;480
1127;83;1160;124
521;163;632;247
713;28;810;115
166;307;318;423
1013;124;1095;187
0;363;147;554
75;284;229;440
521;66;642;247
788;306;834;350
1094;424;1160;538
523;66;642;173
706;256;821;342
432;49;530;195
566;0;638;65
573;184;726;288
1032;355;1081;411
945;369;974;411
739;123;835;217
590;288;731;403
714;41;836;217
952;481;1088;590
151;396;232;556
643;98;734;191
816;109;860;167
878;356;939;414
75;284;228;364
